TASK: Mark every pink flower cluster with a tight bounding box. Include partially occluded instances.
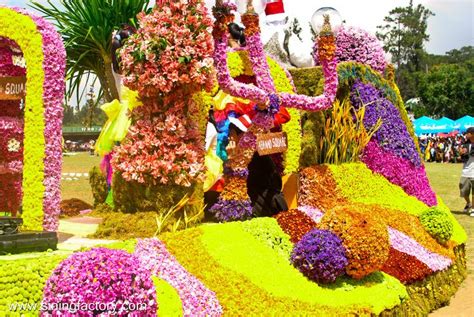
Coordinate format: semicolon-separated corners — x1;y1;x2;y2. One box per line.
15;9;66;231
362;140;437;207
212;7;338;113
214;35;269;104
112;106;205;187
388;227;451;271
314;25;387;73
246;32;276;93
42;248;157;316
298;205;324;223
120;0;215;98
135;238;223;316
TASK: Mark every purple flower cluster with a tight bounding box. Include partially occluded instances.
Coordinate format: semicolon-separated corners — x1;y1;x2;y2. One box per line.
268;93;281;115
351;81;421;167
252;111;274;130
134;238;223;316
223;167;249;178
42;248;157;316
291;229;348;284
362;141;437;206
388;227;451;271
313;25;387;73
16;9;66;231
209;198;253;222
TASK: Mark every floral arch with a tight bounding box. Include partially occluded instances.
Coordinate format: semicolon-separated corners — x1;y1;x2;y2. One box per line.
0;7;65;231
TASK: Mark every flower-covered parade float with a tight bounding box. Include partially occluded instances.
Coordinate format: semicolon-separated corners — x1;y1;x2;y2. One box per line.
0;0;468;316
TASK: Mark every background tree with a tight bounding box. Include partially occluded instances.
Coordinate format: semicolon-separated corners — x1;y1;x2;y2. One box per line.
416;61;474;119
31;0;151;103
376;0;434;100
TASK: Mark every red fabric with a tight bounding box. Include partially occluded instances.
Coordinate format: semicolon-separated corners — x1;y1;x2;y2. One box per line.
265;0;285;15
274;106;291;126
210;178;225;192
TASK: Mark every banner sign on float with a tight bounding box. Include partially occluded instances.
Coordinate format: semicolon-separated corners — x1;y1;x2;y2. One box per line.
0;76;26;100
257;132;288;156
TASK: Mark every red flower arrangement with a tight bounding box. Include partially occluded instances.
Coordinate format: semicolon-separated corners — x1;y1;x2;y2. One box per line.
382;247;433;284
274;209;318;243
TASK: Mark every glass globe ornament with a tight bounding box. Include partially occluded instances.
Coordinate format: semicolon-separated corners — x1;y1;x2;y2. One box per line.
311;7;342;34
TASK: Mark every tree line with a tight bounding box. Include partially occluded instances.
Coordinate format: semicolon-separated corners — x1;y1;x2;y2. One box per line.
376;0;473;119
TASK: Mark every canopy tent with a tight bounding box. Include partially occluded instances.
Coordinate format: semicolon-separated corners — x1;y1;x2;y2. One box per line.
435;117;455;133
413;116;473;135
413;116;441;135
455;115;474;133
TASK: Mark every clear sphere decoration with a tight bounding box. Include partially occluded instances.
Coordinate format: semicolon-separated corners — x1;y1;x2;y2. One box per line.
236;0;267;14
311;7;342;34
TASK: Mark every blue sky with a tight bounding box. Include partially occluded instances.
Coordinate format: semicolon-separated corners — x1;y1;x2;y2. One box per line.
5;0;473;54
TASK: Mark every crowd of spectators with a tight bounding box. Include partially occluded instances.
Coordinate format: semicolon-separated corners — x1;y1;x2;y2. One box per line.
420;134;469;163
64;139;95;155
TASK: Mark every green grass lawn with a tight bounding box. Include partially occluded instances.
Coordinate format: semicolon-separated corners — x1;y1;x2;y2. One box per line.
61;152;101;205
424;162;466;212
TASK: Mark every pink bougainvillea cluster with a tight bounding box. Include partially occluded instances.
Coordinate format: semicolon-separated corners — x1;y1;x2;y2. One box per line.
113;0;214;187
362;140;437;206
135;238;223;316
313;25;387;73
42;248;157;316
14;9;66;231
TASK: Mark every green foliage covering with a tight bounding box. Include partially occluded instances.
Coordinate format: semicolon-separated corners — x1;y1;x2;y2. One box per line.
0;253;67;315
288;67;326;168
161;227;383;315
419;207;454;245
435;197;467;244
199;222;407;314
91;211;157;240
88;166;108;207
329;163;428;215
241;217;293;259
112;173;204;223
288;67;324;97
152;277;183;317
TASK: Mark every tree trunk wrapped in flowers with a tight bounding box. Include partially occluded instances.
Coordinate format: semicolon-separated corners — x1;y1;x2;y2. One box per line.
111;0;214;215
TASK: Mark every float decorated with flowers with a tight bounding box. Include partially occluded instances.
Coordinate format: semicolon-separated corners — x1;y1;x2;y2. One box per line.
0;0;468;316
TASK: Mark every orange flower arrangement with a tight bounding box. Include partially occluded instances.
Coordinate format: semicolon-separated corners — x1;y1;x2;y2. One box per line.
318;206;390;279
274;209;317;243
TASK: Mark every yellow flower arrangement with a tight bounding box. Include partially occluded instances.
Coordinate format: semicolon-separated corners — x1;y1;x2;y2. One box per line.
0;8;46;230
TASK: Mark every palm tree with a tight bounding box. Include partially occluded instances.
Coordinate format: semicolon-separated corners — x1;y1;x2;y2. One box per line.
30;0;151;102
